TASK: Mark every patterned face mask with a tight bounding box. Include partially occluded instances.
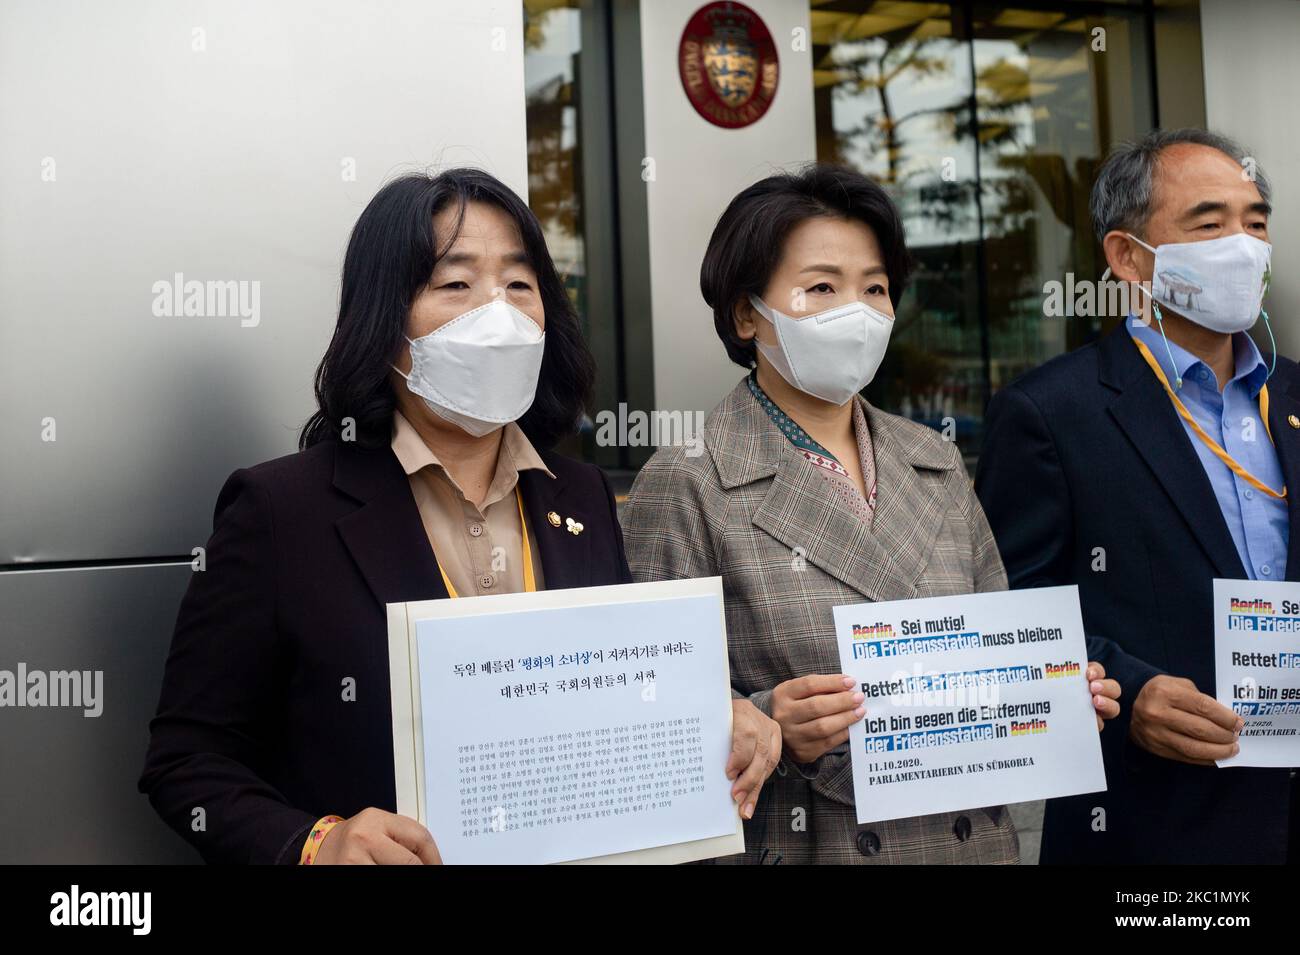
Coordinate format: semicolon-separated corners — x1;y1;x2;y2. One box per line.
1128;231;1271;334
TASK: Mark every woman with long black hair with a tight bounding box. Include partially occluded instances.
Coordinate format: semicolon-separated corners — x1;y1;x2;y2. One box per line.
140;168;780;864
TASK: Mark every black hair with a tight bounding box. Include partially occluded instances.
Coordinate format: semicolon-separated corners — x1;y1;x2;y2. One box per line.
699;162;913;368
299;167;594;450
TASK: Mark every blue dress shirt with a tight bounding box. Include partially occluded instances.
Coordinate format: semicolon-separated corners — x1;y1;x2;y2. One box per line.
1127;316;1288;580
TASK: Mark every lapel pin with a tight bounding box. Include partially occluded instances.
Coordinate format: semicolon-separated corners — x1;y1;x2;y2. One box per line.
547;511;562;527
1289;415;1299;430
565;517;584;535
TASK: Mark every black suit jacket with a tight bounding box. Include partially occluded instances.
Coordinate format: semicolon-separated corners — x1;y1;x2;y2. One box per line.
139;437;632;864
975;324;1300;864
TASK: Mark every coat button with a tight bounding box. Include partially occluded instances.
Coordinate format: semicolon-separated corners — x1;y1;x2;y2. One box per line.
855;830;881;856
953;815;972;842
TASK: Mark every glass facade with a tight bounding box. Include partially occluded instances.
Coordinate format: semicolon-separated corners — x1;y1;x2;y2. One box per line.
523;0;592;463
523;0;626;467
812;1;1158;459
524;1;1190;466
524;2;588;325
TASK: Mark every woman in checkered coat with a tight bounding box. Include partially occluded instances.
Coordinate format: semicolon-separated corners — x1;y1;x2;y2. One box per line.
622;164;1121;864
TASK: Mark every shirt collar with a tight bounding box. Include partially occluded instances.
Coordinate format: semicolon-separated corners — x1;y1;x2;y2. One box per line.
390;410;554;503
1126;315;1269;396
745;369;872;462
746;370;839;462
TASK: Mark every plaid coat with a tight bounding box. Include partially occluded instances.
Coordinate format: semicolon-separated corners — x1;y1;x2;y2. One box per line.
622;379;1020;864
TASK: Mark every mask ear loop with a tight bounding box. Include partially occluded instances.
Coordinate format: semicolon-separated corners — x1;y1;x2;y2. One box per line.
749;294;798;386
1128;233;1182;389
1262;309;1277;381
1150;300;1183;391
390;336;417;381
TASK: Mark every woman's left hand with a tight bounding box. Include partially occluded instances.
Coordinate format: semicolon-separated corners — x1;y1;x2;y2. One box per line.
727;699;782;820
1089;661;1122;731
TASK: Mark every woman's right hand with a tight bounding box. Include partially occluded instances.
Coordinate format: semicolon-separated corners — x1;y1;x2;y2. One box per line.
771;674;866;764
313;807;442;864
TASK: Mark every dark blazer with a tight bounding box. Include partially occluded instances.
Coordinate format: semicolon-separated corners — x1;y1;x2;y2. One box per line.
139;436;631;864
975;324;1300;864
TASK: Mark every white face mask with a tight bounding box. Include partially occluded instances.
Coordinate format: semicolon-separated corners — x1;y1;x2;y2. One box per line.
392;298;545;437
1128;232;1271;333
748;293;893;405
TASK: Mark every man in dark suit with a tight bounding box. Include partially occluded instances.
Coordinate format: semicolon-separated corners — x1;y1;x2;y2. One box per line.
976;128;1298;864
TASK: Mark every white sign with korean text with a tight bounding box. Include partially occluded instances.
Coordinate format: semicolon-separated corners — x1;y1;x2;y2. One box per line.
833;586;1106;823
387;577;744;864
1214;578;1300;767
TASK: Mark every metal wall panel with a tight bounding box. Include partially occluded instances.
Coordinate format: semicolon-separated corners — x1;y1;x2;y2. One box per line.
0;564;199;863
0;0;530;563
0;0;531;864
1202;0;1300;360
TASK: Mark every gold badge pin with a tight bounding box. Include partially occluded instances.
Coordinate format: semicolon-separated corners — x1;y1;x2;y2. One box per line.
547;511;562;527
565;517;584;536
1289;414;1300;429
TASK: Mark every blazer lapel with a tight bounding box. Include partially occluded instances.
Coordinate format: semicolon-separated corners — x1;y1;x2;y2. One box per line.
1264;369;1300;581
749;397;950;602
865;406;957;595
752;450;894;600
519;462;591;591
1101;328;1246;579
333;440;449;609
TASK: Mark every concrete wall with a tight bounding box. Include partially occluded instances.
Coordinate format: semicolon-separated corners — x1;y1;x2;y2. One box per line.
637;0;817;420
1201;0;1300;358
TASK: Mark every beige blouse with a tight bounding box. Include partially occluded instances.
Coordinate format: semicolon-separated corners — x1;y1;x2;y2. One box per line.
391;410;549;596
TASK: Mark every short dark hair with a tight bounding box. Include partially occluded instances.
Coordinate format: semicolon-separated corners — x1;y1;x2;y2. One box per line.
1090;127;1271;242
700;163;913;368
299;167;594;451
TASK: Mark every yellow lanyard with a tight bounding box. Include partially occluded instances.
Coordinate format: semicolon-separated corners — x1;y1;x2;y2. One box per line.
437;487;537;598
1132;336;1287;501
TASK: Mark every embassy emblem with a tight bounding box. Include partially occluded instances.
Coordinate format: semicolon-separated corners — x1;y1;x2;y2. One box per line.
678;2;779;129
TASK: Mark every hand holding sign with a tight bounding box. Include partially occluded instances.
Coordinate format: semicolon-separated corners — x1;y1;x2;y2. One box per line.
1131;674;1241;765
770;673;866;764
1088;662;1122;731
833;586;1107;824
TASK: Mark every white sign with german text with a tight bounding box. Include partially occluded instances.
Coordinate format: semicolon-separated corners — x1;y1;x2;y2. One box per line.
833;586;1106;823
1214;578;1300;767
